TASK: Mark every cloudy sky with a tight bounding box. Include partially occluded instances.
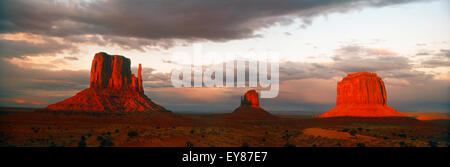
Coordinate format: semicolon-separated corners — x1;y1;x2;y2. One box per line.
0;0;448;114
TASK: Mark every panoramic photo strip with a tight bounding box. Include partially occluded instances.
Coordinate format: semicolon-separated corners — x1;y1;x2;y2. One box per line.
0;0;448;165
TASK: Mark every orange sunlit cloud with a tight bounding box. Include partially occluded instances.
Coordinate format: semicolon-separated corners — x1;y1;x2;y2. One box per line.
0;98;43;106
0;33;46;44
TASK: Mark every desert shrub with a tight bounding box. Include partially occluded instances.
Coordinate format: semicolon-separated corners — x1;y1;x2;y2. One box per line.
87;133;92;137
80;136;86;141
349;129;357;136
341;128;350;132
96;136;103;141
284;143;296;147
428;141;438;147
115;129;119;133
190;130;195;134
383;136;389;140
186;141;194;147
399;141;407;147
106;131;111;135
398;134;407;138
261;137;266;142
156;127;160;129
78;140;86;147
127;131;138;138
357;127;363;131
282;131;292;141
201;135;205;138
357;143;365;147
241;142;249;147
99;138;114;147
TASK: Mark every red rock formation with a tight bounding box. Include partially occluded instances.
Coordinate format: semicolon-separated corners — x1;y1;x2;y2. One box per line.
318;71;404;118
138;64;143;92
231;89;276;120
46;52;169;112
241;89;260;109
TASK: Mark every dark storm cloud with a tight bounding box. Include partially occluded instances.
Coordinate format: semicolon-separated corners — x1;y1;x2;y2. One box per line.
1;0;425;48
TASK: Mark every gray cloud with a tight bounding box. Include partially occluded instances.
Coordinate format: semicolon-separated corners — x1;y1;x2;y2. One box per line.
1;0;425;49
0;60;90;107
0;38;77;58
420;49;450;68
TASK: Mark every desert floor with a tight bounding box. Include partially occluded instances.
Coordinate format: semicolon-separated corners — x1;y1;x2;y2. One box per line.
0;109;448;147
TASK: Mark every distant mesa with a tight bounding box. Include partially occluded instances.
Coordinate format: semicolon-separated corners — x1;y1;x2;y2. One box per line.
45;52;169;112
229;89;277;120
318;71;405;118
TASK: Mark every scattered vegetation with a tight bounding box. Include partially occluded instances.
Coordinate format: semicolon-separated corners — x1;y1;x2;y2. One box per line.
127;131;138;138
349;129;357;136
99;137;114;147
186;141;194;147
78;136;86;147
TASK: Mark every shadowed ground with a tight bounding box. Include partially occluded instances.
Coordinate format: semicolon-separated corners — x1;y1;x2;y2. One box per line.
0;109;448;147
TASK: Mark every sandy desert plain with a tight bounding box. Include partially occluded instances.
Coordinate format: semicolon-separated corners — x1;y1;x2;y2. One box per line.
0;108;448;147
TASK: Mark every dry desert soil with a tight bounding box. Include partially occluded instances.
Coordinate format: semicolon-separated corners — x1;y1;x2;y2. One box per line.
0;108;448;147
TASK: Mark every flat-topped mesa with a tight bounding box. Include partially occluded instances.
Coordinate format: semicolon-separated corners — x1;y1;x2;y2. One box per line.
90;52;142;92
229;89;276;120
240;89;260;108
45;52;168;112
318;71;405;118
336;71;386;105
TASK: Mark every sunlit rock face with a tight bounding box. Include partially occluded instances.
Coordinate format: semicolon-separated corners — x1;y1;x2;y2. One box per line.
318;72;405;118
241;89;260;109
231;89;276;120
90;52;143;92
45;52;168;112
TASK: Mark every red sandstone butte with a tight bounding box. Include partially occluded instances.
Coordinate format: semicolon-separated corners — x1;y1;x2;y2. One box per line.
318;71;405;118
231;89;276;119
45;52;168;112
